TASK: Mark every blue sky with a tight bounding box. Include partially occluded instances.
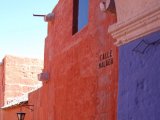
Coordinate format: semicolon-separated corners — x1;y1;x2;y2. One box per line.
0;0;58;61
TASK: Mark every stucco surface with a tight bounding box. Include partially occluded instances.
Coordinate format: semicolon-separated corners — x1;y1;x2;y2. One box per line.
29;0;118;120
118;31;160;120
115;0;160;22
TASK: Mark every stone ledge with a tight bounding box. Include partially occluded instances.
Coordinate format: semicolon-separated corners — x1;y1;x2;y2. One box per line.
1;94;28;109
108;3;160;46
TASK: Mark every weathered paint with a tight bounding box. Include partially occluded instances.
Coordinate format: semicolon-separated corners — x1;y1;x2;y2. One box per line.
29;0;118;120
109;0;160;46
0;56;43;120
114;0;160;22
118;31;160;120
0;63;4;107
0;0;118;119
2;56;43;105
1;105;31;120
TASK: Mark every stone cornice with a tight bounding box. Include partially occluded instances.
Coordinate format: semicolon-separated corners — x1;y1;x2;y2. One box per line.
108;3;160;46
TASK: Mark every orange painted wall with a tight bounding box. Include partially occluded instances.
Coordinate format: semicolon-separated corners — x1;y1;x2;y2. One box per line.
29;0;118;120
1;105;32;120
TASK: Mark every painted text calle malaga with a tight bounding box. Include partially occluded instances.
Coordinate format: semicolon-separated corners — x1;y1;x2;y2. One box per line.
99;50;113;68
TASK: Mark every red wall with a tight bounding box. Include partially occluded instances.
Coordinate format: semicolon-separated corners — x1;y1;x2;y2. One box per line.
1;105;31;120
29;0;118;120
0;63;4;107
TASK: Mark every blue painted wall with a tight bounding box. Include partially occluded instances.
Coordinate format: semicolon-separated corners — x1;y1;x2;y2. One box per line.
118;31;160;120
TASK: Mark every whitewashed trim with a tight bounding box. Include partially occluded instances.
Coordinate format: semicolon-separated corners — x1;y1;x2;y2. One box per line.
1;85;41;109
108;3;160;46
1;94;28;109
